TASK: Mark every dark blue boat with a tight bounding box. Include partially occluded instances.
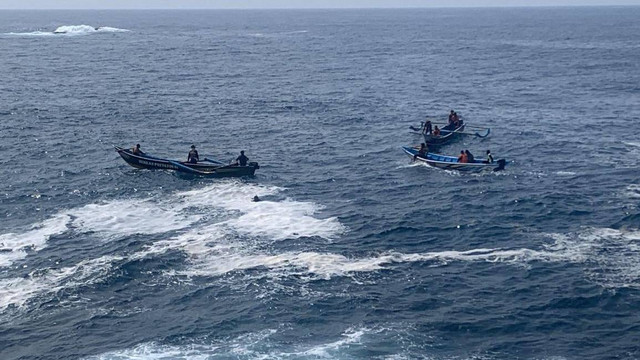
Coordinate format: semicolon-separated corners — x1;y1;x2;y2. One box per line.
114;146;259;177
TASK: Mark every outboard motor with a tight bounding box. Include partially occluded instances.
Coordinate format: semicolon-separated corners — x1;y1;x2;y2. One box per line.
494;159;506;172
248;161;259;169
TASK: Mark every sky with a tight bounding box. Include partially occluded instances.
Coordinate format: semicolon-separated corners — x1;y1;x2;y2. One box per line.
1;0;639;9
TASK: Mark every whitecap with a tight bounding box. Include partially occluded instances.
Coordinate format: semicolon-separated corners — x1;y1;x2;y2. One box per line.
0;255;121;310
68;199;199;237
5;25;130;37
0;214;70;268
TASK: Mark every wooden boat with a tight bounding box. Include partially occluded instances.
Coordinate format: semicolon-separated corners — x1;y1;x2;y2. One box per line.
402;146;506;172
114;146;259;177
409;122;490;144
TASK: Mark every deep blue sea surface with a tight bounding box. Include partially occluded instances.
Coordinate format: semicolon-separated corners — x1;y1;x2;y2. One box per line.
1;7;640;360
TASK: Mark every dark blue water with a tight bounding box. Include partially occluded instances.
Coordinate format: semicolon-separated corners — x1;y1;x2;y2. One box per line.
1;7;640;360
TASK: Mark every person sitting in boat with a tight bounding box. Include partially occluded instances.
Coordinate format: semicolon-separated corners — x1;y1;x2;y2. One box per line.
465;150;475;163
413;143;428;160
484;150;494;164
187;145;199;164
458;150;468;163
452;112;461;128
131;144;144;155
433;125;441;136
422;120;432;135
235;150;249;166
448;110;455;126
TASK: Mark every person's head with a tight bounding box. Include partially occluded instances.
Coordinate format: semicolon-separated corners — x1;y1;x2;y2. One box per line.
240;150;245;155
434;125;439;129
450;110;454;114
486;150;491;154
135;144;140;148
465;150;470;154
461;150;465;154
191;145;196;149
420;143;426;148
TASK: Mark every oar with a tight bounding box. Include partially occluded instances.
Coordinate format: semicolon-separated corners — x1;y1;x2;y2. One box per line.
168;161;215;175
463;124;490;130
409;121;424;132
202;157;225;165
474;128;491;138
454;128;491;138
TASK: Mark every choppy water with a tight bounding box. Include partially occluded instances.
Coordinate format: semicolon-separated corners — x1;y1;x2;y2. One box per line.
1;7;640;360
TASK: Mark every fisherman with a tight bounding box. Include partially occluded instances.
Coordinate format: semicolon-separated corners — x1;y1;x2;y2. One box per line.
253;195;261;202
484;150;494;164
413;143;428;161
187;145;199;164
465;150;475;163
433;125;441;136
457;150;468;163
235;150;249;166
131;144;143;155
448;110;455;126
452;112;461;128
422;120;433;135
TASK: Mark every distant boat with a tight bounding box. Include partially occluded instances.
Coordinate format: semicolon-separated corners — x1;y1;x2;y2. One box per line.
114;146;259;177
402;146;506;172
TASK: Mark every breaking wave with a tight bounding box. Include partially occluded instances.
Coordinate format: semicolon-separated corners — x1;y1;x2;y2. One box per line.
6;25;130;37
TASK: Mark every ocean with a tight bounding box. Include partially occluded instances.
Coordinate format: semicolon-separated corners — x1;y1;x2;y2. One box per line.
1;7;639;360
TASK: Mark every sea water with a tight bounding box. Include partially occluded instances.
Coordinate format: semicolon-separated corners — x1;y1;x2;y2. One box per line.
1;7;639;360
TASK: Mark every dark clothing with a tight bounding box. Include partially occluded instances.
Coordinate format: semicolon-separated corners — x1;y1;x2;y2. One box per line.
466;151;475;163
236;154;249;166
188;149;199;164
413;145;428;160
423;122;432;135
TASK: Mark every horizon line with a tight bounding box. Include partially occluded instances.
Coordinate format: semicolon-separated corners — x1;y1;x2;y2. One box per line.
1;4;639;10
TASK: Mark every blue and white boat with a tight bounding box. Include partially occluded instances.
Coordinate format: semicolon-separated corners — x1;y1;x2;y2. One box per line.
402;146;506;172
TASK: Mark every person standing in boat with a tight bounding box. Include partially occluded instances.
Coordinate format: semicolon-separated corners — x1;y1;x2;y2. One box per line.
413;143;428;161
484;150;494;164
458;150;468;163
448;110;455;127
235;150;249;166
131;144;144;155
422;120;433;135
433;125;441;136
187;145;199;164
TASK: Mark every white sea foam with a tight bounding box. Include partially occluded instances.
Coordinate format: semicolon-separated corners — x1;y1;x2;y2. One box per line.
177;181;345;241
83;327;373;360
0;214;70;267
6;25;129;37
624;184;640;199
555;171;576;176
68;199;198;237
0;255;121;310
545;227;640;289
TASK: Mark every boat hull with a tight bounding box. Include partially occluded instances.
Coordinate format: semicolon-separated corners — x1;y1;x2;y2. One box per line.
421;124;465;146
115;146;258;177
402;146;505;172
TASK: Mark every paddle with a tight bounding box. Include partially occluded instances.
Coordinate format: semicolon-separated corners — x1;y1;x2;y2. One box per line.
168;160;216;175
409;121;424;132
202;157;225;165
462;124;490;130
